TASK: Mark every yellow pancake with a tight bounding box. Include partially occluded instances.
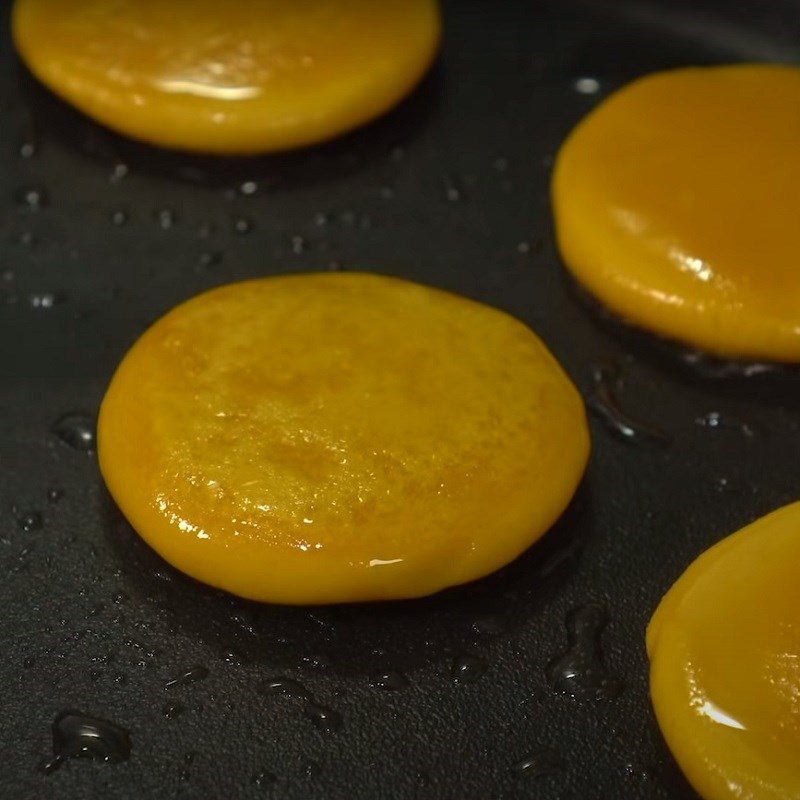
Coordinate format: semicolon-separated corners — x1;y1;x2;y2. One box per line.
98;272;589;604
648;502;800;799
553;65;800;361
13;0;441;154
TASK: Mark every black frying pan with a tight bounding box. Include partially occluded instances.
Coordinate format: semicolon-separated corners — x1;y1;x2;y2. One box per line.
3;1;800;798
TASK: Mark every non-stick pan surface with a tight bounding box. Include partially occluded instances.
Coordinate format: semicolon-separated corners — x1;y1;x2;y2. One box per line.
2;1;800;798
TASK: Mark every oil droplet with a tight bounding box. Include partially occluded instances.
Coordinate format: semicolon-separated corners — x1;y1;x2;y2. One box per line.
47;488;63;504
18;231;35;246
369;671;408;691
327;260;343;272
290;235;307;254
472;614;505;636
451;654;487;684
697;411;722;428
111;210;128;226
493;156;509;172
13;543;35;573
299;653;331;670
156;209;176;229
16;186;48;210
40;758;61;775
303;702;342;732
379;186;395;200
624;762;653;781
109;163;129;183
260;677;308;699
43;710;131;771
164;665;209;688
516;749;563;777
313;212;330;227
162;702;185;719
2;269;15;282
234;217;253;235
18;511;42;532
29;292;64;309
695;411;755;437
679;350;775;379
198;251;221;269
19;141;37;159
51;413;95;452
547;604;623;701
443;177;464;203
588;364;669;447
239;180;258;196
574;76;601;95
261;677;340;730
221;648;242;666
252;770;277;787
179;751;196;782
390;146;404;161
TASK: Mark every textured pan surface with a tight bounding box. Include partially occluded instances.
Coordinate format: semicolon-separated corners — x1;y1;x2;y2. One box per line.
2;1;799;798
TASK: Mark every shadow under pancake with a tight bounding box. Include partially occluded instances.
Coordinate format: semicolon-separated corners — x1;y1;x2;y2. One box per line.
103;480;592;678
17;61;443;191
563;272;800;408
